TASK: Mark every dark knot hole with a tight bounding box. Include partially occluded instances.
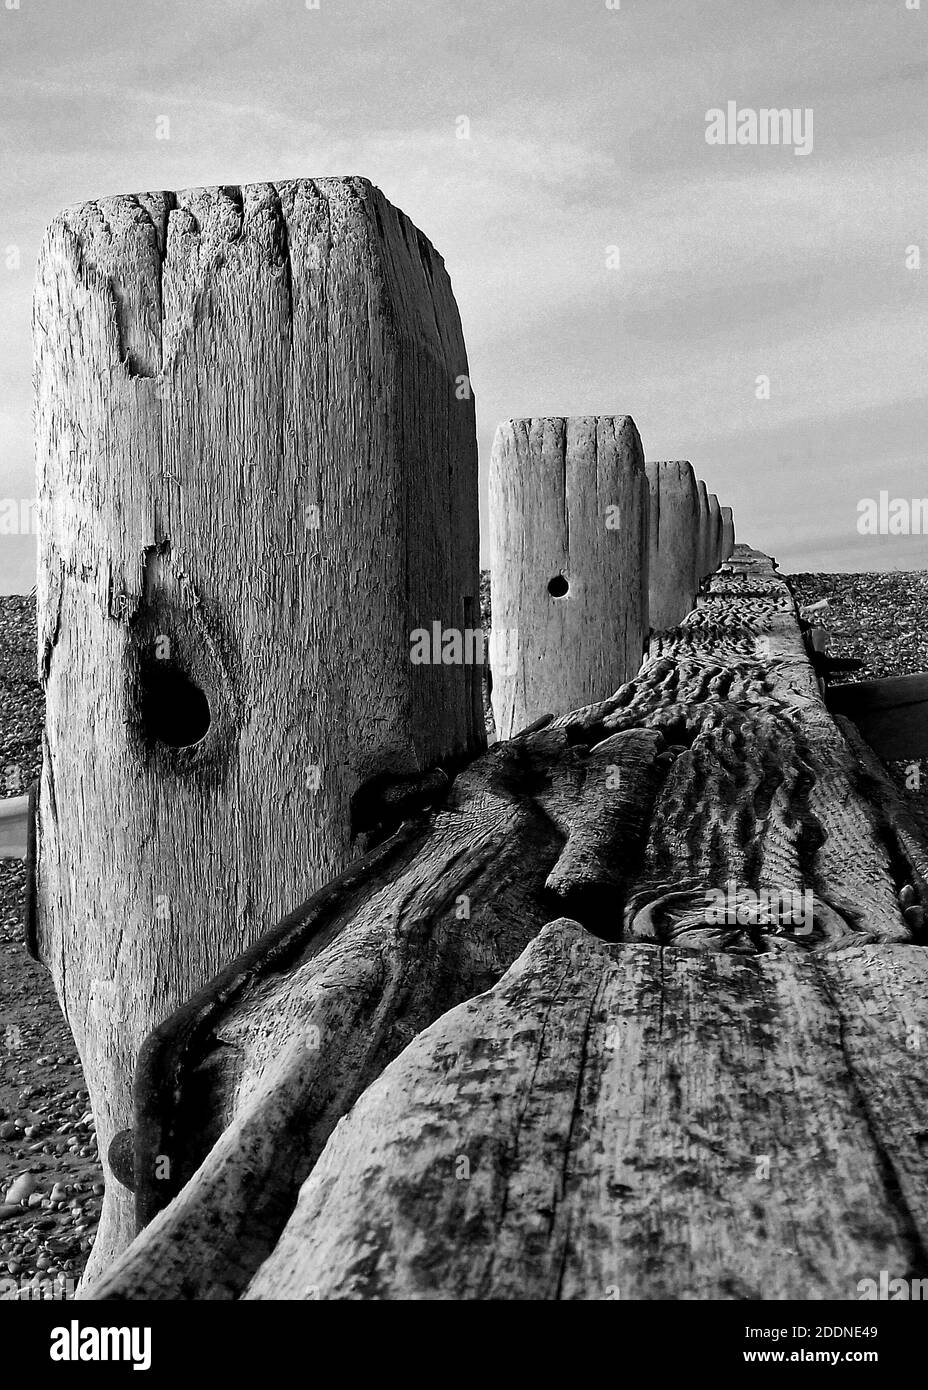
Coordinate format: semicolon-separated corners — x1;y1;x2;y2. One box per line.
140;662;211;749
548;574;570;598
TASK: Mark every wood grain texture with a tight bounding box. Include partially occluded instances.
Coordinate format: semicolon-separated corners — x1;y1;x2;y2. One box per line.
708;493;722;571
645;460;701;631
33;177;483;1275
488;417;648;740
721;505;735;560
695;478;711;580
241;922;928;1301
82;547;928;1300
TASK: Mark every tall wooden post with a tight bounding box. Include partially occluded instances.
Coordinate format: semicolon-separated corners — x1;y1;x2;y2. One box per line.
488;416;648;740
708;494;722;571
645;460;700;632
696;479;711;581
721;506;736;560
33;178;483;1277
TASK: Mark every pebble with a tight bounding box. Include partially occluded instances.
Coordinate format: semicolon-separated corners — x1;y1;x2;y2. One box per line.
0;1121;18;1140
5;1174;36;1205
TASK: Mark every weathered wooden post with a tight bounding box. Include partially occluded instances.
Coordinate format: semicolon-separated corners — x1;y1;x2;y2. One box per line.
721;505;736;560
696;478;711;581
644;460;701;632
708;493;723;571
488;416;649;740
33;178;483;1276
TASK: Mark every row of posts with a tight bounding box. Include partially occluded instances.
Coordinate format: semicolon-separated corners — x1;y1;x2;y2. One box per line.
32;178;734;1273
488;417;734;739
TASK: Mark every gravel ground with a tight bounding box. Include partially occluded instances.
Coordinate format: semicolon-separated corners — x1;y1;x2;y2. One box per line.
787;570;928;838
1;571;927;1297
0;597;42;795
787;571;928;681
0;599;103;1301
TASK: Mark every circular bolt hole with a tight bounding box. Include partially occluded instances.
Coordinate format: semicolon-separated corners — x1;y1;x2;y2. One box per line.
547;574;570;598
140;664;211;748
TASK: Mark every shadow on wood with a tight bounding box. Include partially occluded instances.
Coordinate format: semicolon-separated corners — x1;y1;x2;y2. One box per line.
827;673;928;762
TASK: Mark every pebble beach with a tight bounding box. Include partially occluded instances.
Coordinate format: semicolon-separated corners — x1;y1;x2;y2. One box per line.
0;597;103;1300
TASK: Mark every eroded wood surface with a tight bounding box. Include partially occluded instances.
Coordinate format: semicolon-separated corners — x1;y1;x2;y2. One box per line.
244;922;928;1301
644;460;701;631
34;177;483;1277
488;417;649;740
84;548;928;1299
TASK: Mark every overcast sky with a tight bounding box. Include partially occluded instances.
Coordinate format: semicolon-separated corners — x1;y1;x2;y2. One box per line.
0;0;925;592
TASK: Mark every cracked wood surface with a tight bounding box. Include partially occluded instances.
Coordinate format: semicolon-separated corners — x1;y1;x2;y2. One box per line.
645;460;702;631
34;177;483;1279
487;416;649;740
84;548;928;1299
242;921;928;1301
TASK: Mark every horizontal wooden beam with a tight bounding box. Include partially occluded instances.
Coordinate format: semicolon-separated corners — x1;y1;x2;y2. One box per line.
0;794;29;858
826;672;928;761
80;547;928;1301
